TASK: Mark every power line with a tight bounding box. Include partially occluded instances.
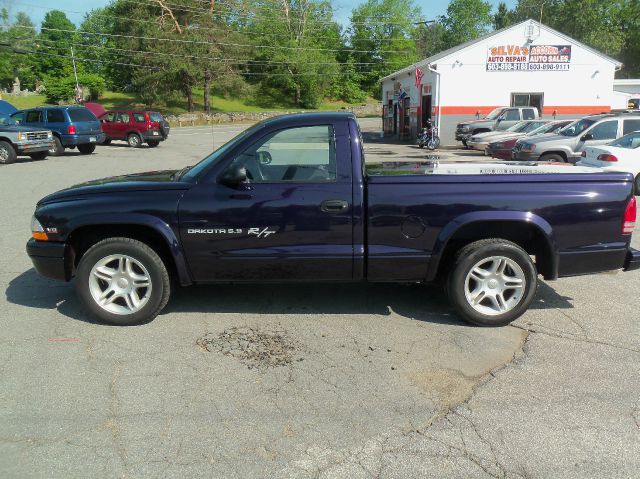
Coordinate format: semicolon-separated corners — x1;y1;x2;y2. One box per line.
17;25;409;54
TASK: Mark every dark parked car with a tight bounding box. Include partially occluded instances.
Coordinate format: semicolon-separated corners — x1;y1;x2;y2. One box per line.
486;120;573;160
11;106;105;156
26;113;640;327
85;103;170;148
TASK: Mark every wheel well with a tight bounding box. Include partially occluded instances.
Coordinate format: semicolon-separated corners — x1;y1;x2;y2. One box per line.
0;136;14;145
68;224;177;278
436;221;554;280
539;151;567;161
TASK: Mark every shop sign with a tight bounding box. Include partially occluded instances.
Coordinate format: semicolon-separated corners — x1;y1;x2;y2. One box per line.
486;44;572;72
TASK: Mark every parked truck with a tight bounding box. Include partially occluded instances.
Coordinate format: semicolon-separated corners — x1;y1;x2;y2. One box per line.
26;112;640;326
0;101;53;164
456;106;540;146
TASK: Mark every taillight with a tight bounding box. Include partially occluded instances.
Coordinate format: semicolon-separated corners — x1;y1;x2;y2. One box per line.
67;125;76;135
623;196;636;234
597;153;617;162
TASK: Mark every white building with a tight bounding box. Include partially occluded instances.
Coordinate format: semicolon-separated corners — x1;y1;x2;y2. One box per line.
613;79;640;110
380;19;623;145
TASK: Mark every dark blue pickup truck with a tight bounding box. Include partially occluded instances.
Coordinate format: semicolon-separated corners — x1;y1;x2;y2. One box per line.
26;112;640;326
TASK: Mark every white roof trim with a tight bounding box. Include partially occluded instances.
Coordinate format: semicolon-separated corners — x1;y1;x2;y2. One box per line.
380;19;623;83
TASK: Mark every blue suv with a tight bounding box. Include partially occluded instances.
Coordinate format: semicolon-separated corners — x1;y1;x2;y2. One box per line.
12;106;105;156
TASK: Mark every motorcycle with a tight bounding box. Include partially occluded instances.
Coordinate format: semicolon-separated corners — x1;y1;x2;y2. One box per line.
417;121;441;150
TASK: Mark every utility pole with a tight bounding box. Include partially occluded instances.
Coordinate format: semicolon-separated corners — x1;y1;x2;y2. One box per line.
71;45;80;103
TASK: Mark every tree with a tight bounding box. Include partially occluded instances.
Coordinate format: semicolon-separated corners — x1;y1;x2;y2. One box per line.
349;0;419;97
37;10;77;79
493;2;514;30
439;0;493;49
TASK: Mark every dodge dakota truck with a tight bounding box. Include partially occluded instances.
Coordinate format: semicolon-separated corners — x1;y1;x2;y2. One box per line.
26;112;640;327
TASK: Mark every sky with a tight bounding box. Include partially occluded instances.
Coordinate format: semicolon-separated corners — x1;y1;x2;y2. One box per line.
6;0;519;29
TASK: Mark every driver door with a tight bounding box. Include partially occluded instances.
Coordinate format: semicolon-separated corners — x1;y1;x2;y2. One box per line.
178;122;354;282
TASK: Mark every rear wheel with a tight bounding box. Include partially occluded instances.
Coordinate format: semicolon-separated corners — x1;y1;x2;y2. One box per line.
127;133;142;148
29;151;48;161
446;239;538;326
49;137;65;156
78;144;96;154
147;140;160;148
75;237;171;326
0;141;17;164
102;139;112;146
539;153;565;163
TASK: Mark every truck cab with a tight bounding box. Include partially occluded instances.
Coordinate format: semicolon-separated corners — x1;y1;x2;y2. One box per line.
456;107;539;145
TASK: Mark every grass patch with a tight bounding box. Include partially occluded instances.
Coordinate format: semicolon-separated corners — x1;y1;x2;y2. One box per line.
2;94;49;109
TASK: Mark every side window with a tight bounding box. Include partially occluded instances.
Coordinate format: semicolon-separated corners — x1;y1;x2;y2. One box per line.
117;113;130;123
106;112;116;122
589;120;618;140
522;109;535;120
230;125;336;183
46;109;65;123
623;119;640;135
504;109;520;121
25;110;42;123
133;113;146;123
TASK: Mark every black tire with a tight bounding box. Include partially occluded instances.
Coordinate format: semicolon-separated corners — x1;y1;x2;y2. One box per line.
418;143;425;149
102;139;112;146
75;237;171;326
29;151;48;161
127;133;142;148
462;140;468;147
49;137;65;156
0;141;17;164
147;140;160;148
635;174;640;196
446;239;538;327
78;144;96;155
539;153;565;163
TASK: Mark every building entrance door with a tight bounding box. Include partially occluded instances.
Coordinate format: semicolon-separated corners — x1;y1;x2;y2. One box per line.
421;95;432;128
511;93;544;115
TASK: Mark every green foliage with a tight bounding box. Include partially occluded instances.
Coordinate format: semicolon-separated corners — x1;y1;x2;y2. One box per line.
43;71;105;103
439;0;494;49
493;2;515;30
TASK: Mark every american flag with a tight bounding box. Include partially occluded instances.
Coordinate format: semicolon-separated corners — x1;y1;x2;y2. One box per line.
414;67;424;88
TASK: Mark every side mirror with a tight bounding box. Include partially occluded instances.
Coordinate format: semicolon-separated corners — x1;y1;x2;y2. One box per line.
220;165;248;187
581;133;594;142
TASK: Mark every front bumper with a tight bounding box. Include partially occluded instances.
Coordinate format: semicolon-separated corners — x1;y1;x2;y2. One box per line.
455;132;472;141
61;133;107;147
467;141;489;151
513;150;539;161
15;140;53;155
623;248;640;272
26;238;72;281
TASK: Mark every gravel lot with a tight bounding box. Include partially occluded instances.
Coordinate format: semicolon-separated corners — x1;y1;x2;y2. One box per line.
1;118;638;478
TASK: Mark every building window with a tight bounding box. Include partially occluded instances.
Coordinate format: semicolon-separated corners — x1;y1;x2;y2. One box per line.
511;93;544;115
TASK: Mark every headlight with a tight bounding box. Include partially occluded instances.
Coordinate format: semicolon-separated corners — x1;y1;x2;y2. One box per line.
17;132;25;141
520;143;536;152
493;143;504;148
31;216;48;241
47;131;53;139
462;126;471;132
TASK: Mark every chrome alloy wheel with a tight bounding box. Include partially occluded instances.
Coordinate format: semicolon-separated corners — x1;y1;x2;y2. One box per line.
464;256;526;316
88;254;152;315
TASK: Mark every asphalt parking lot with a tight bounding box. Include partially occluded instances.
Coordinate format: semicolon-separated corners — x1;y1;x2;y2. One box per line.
1;118;639;478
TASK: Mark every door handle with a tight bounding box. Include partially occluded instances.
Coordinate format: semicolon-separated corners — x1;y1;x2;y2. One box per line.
321;199;349;213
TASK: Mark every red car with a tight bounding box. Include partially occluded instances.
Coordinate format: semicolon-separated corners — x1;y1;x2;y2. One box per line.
85;103;170;148
486;120;573;160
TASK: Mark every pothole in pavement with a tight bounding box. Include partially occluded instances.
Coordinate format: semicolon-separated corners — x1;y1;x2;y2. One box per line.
196;327;304;370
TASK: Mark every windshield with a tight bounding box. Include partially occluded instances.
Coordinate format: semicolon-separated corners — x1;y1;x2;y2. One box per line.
559;118;596;137
484;108;505;120
506;121;529;132
609;132;640;149
520;121;547;133
0;114;17;126
182;124;260;180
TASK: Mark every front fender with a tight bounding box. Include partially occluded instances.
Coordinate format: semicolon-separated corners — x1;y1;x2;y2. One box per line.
426;211;557;281
65;213;192;286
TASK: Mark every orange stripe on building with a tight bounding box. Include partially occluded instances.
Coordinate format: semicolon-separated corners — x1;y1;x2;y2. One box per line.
434;106;611;115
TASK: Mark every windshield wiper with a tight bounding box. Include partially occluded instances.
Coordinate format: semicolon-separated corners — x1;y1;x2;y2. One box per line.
171;165;191;181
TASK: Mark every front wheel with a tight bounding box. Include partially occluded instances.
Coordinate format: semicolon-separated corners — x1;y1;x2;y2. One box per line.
127;133;142;148
0;141;17;164
75;238;171;325
447;239;538;326
539;153;565;163
49;137;65;156
427;137;440;150
78;144;96;154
